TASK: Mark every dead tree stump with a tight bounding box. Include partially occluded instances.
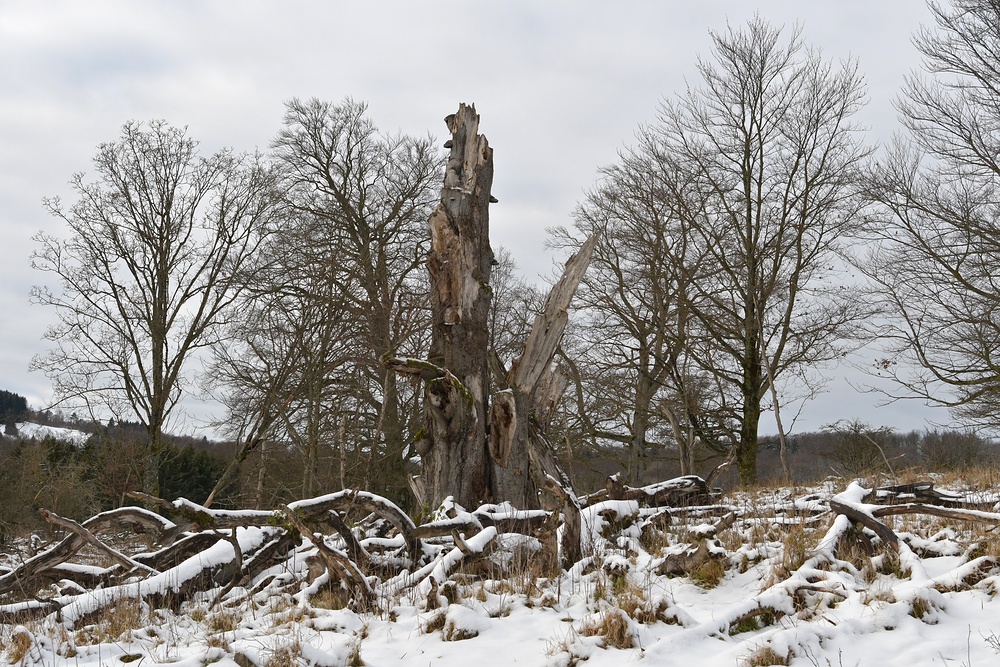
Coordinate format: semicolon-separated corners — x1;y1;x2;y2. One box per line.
391;104;596;516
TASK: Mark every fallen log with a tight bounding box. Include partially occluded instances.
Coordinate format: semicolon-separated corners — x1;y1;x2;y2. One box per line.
38;509;158;577
0;506;176;597
281;506;373;609
828;499;900;552
872;502;1000;524
584;474;713;508
288;489;422;560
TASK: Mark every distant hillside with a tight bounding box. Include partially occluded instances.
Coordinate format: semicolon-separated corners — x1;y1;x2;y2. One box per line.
11;422;89;446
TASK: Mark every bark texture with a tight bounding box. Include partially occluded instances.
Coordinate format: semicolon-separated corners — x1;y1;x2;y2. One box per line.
490;233;599;509
420;104;495;510
395;104;596;512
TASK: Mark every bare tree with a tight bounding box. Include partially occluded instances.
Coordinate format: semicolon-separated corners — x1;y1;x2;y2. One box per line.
31;121;279;496
205;227;362;503
562;18;870;485
863;0;1000;431
553;145;728;482
822;419;897;478
215;98;442;507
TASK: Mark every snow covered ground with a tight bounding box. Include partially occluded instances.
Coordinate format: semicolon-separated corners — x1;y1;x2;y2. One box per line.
4;480;1000;667
11;422;89;446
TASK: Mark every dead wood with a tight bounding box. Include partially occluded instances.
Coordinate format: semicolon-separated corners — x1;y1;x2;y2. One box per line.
325;511;371;566
281;506;373;608
828;498;900;552
415;103;495;511
392;106;597;511
873;482;981;508
541;475;582;570
411;516;483;540
654;512;733;576
488;389;516;468
411;505;550;540
492;233;599;508
0;532;88;598
510;232;600;400
0;506;176;597
872;502;1000;524
588;474;712;508
7;475;1000;631
474;507;550;535
288;489;421;560
133;532;225;572
38;509;158;577
656;541;716;576
128;492;275;532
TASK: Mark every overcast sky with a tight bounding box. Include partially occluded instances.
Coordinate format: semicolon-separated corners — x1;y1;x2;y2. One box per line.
0;1;955;434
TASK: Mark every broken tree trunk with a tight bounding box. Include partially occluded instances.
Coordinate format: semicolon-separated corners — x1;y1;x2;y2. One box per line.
490;232;599;509
390;104;596;513
415;103;496;511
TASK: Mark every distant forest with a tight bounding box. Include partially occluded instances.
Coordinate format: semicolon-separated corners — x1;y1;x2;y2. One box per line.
1;386;995;541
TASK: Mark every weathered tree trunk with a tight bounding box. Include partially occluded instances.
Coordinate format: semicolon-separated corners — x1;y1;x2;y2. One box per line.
490;232;599;508
390;104;596;515
737;339;763;485
418;104;495;510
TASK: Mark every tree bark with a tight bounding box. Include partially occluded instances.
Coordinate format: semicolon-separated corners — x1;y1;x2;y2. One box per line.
490;232;599;508
416;104;495;510
399;105;596;512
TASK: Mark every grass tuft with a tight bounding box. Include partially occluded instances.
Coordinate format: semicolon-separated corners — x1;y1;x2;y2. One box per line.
442;619;479;642
689;557;727;588
6;627;33;664
264;642;302;667
744;645;791;666
580;608;635;649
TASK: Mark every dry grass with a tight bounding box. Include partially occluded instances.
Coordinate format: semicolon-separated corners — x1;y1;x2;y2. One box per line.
75;597;145;645
264;642;302;667
616;588;655;624
910;595;935;620
208;610;238;633
546;630;588;667
421;611;446;634
689;557;727;588
639;519;672;556
271;605;312;626
779;523;812;572
744;645;791;666
310;586;350;610
347;640;365;666
6;627;33;663
968;528;1000;562
442;618;479;642
580;608;635;649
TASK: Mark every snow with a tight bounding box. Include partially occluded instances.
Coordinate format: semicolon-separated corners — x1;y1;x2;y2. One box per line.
12;422;89;446
5;482;1000;667
58;526;275;626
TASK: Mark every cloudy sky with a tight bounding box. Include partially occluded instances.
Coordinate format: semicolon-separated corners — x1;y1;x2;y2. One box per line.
0;1;953;434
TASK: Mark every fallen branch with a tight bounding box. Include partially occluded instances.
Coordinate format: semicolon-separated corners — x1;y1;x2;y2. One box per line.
872;502;1000;525
281;506;373;609
38;509;159;577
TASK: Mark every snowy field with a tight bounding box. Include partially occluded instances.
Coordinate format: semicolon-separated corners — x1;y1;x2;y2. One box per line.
4;479;1000;667
11;422;89;446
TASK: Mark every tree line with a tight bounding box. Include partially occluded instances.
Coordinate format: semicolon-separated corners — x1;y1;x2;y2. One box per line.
25;0;1000;514
2;403;992;541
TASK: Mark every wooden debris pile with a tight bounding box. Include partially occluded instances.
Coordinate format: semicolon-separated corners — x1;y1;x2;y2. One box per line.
0;476;718;625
